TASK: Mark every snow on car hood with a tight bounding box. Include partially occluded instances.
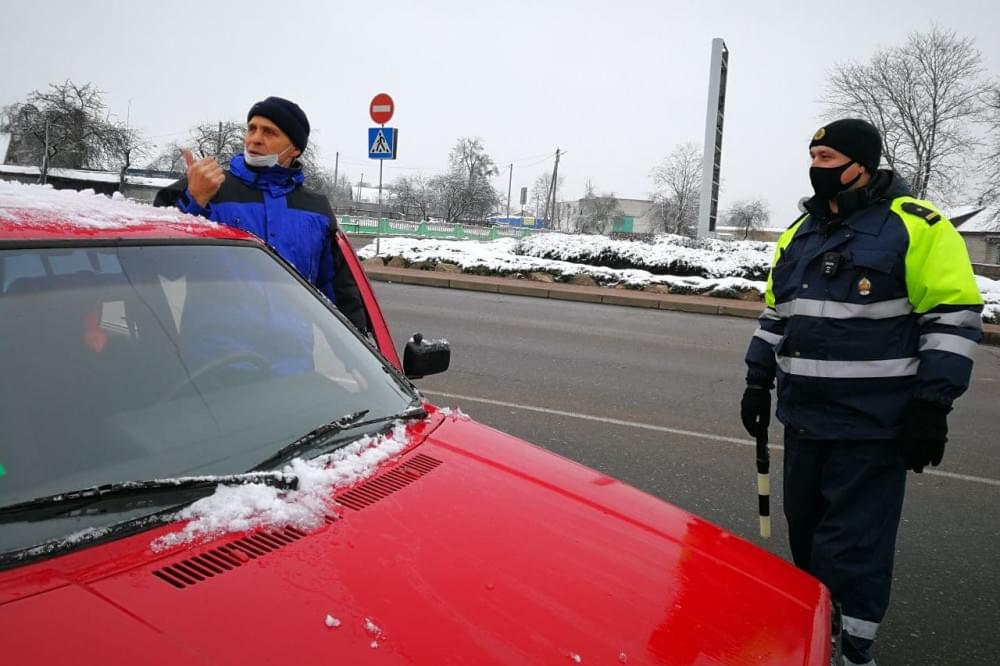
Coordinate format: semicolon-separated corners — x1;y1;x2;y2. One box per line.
0;413;829;665
0;180;212;229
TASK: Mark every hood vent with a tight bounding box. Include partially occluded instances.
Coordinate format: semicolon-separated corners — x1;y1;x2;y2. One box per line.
335;453;442;511
152;454;442;589
153;526;309;589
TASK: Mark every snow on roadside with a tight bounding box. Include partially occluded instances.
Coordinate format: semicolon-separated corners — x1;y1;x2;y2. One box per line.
516;232;774;279
977;276;1000;324
358;237;767;297
361;235;1000;323
151;422;411;552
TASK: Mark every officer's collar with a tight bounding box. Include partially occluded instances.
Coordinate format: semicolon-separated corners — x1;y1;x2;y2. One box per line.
800;171;896;236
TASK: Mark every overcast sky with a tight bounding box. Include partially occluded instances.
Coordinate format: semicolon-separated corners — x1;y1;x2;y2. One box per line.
1;0;997;219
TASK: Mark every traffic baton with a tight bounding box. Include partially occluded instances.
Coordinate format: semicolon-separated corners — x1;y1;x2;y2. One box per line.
755;430;771;538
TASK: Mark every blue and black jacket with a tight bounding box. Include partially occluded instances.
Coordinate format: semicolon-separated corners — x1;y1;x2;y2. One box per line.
154;155;366;332
745;171;984;440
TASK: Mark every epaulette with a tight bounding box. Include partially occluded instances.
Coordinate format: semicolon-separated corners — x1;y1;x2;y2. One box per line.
900;201;942;225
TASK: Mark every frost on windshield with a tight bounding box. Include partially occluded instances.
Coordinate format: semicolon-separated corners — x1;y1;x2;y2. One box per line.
151;422;411;552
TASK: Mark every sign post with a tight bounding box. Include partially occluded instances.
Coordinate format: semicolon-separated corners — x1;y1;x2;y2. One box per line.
368;93;396;255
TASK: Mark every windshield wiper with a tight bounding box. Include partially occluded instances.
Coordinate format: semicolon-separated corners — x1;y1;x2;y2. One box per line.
251;404;428;472
0;471;298;523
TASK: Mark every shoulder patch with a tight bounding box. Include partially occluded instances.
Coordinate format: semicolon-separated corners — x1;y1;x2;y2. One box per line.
900;201;942;225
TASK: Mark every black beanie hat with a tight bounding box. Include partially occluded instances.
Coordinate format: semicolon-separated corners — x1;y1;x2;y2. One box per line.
809;118;882;174
247;96;310;151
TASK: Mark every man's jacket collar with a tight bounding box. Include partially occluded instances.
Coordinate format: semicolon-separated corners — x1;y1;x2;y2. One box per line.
229;154;305;196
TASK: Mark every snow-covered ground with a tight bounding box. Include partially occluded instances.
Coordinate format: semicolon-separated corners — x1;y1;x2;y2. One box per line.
359;236;768;298
360;234;1000;324
978;276;1000;324
516;232;774;280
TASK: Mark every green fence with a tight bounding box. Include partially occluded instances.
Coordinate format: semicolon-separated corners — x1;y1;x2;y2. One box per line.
339;216;548;240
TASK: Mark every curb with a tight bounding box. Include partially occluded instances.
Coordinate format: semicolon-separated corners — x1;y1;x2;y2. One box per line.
364;265;1000;346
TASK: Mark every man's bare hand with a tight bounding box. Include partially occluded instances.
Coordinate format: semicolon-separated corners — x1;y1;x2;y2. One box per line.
183;148;225;207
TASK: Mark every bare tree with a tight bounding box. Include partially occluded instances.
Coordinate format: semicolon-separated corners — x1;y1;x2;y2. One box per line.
822;26;988;203
105;122;151;189
145;141;187;174
574;180;622;235
530;172;564;216
5;80;117;179
430;137;501;222
449;137;499;184
981;86;1000;207
390;175;434;220
430;170;499;223
650;142;703;236
187;120;245;166
725;199;771;240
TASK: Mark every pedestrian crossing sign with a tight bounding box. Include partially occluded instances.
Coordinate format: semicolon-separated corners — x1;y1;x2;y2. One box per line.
368;127;397;160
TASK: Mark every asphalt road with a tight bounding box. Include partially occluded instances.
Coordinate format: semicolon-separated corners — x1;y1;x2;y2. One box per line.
374;281;1000;666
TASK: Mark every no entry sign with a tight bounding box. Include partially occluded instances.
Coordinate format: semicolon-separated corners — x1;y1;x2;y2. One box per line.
369;93;394;124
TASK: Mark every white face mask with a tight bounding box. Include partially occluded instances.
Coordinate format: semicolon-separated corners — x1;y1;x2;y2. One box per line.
244;144;294;168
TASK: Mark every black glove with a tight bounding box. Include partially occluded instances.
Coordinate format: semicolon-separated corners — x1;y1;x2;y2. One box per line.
740;385;771;438
899;399;951;473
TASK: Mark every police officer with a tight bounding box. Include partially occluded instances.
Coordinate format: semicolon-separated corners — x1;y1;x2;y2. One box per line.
740;119;983;666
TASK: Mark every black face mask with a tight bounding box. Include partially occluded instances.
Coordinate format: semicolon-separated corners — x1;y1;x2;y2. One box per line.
810;162;862;200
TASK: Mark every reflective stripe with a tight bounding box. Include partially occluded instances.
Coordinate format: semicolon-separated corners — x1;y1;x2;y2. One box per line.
919;333;978;360
759;307;781;321
919;310;984;330
753;328;783;346
775;297;912;320
841;615;879;641
777;356;919;379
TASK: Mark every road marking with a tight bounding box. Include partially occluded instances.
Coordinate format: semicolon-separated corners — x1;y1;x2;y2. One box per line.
423;390;1000;489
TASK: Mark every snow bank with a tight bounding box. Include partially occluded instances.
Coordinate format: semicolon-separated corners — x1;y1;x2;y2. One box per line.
359;237;767;297
362;235;999;323
151;422;411;551
977;276;1000;324
516;232;774;280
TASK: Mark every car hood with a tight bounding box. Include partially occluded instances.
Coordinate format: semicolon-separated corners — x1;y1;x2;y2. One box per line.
0;412;829;665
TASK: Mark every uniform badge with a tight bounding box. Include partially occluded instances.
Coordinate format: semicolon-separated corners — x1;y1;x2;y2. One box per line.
813;127;826;141
858;277;872;296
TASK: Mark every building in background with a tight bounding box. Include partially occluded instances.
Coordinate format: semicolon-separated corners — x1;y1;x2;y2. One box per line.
953;205;1000;267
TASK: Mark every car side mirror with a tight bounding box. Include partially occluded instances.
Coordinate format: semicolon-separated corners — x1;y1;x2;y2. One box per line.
403;333;450;379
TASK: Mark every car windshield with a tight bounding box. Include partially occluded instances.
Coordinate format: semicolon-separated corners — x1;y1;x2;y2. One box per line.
0;242;414;544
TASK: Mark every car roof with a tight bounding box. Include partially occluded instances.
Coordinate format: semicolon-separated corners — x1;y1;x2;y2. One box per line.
0;181;257;243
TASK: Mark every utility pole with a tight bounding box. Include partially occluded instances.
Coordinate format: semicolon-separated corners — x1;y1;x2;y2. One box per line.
332;151;339;209
506;162;513;219
543;148;560;227
40;117;50;185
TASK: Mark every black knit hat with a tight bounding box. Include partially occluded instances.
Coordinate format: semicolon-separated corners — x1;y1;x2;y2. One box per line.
247;96;310;151
809;118;882;174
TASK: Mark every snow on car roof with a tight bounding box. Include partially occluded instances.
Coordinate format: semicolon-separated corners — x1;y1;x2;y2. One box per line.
0;181;251;241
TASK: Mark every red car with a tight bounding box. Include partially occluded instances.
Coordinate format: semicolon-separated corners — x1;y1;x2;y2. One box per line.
0;182;831;664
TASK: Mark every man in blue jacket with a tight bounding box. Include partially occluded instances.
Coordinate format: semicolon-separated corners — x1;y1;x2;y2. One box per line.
154;96;366;333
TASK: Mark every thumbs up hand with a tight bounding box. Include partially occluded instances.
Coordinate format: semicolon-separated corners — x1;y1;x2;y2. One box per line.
183;148;225;207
